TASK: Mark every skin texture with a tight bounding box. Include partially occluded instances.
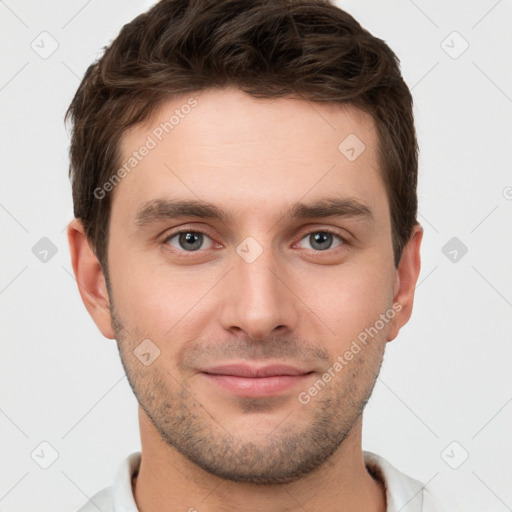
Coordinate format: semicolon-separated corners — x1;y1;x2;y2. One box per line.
68;86;423;512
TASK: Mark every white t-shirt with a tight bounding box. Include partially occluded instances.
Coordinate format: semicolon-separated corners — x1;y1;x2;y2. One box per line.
76;451;444;511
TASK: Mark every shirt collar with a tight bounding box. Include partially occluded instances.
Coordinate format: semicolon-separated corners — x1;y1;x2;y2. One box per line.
111;450;428;512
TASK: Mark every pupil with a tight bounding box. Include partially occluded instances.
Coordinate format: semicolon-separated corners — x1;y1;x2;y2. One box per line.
180;232;202;251
311;232;332;250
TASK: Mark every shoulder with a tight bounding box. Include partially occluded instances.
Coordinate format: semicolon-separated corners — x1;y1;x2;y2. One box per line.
363;451;445;512
74;451;141;512
75;486;113;512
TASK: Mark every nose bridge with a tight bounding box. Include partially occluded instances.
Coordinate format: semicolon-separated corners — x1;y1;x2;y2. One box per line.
219;237;298;340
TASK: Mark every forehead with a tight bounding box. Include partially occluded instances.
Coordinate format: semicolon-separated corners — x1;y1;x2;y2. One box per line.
112;87;386;224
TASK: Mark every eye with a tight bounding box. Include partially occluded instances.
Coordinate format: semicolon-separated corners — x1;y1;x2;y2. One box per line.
296;230;345;251
164;230;216;252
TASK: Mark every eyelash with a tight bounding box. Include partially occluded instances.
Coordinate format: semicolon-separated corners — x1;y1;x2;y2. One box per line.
162;227;348;257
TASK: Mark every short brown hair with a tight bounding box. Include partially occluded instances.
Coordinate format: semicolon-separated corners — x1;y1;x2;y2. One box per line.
65;0;418;270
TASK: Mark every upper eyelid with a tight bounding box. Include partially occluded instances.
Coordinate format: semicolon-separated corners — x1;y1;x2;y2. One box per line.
163;226;348;249
295;226;348;241
162;227;215;243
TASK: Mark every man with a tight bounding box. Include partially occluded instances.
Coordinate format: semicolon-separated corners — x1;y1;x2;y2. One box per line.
66;0;443;510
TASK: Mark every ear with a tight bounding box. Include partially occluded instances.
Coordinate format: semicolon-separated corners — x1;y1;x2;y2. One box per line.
387;223;423;342
67;218;115;339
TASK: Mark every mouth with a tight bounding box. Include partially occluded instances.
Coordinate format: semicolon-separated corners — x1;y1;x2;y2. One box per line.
199;364;315;397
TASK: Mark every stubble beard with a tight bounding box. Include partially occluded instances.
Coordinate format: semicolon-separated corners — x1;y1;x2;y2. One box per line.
110;303;385;485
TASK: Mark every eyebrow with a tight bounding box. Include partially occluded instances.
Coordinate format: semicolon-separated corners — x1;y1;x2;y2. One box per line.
134;196;374;227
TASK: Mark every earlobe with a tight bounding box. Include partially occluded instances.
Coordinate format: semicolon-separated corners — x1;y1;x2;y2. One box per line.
387;223;423;342
67;218;116;339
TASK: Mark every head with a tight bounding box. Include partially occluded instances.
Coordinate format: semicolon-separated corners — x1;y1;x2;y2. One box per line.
66;0;422;484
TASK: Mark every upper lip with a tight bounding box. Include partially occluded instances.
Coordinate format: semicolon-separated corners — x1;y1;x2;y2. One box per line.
200;364;312;378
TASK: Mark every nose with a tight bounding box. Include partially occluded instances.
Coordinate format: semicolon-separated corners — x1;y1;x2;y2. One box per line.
218;242;299;342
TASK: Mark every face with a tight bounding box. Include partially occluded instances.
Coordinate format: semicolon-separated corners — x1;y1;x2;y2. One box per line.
104;87;403;484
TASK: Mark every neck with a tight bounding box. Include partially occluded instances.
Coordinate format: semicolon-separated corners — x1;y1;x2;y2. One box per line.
133;407;386;512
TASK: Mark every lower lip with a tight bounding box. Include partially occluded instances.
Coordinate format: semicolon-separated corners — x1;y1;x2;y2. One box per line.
202;373;313;397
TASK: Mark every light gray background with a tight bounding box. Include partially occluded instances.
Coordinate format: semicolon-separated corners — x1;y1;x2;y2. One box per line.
1;1;511;510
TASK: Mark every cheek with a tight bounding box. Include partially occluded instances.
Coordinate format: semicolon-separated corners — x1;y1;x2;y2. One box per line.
108;227;395;351
108;250;218;343
292;257;394;345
